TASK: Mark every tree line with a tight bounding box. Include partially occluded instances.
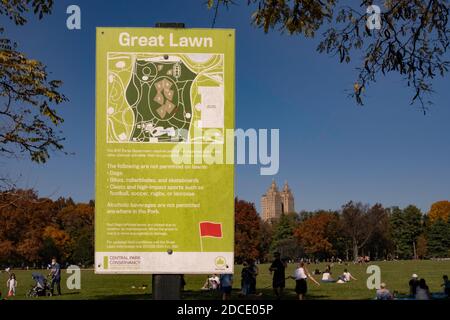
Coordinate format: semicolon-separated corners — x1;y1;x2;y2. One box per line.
1;190;449;267
235;198;450;263
0;190;94;267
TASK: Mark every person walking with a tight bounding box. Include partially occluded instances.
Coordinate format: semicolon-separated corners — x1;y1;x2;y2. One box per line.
291;262;320;300
49;258;62;296
269;252;287;299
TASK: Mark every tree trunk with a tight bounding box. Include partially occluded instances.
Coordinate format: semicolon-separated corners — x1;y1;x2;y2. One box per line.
353;239;359;262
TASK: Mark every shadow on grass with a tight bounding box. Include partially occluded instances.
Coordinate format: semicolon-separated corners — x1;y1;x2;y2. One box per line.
183;288;330;300
90;288;332;301
93;293;153;300
59;291;81;296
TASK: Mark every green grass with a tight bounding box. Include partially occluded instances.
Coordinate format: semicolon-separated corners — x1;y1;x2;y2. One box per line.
1;260;449;300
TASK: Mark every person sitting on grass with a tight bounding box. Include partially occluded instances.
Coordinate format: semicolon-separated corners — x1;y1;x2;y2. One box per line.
321;267;335;283
343;269;357;282
201;274;220;291
335;269;356;284
441;275;450;298
376;283;394;300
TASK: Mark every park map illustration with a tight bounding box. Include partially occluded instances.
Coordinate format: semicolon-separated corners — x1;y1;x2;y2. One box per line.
106;53;224;143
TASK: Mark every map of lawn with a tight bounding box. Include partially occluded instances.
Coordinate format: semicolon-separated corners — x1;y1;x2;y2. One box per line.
106;53;224;143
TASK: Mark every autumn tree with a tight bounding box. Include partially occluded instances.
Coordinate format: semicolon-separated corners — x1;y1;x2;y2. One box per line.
298;210;315;222
258;220;273;262
295;211;339;259
0;189;96;266
416;234;428;259
0;239;14;263
235;198;261;263
341;201;387;261
58;203;94;265
42;225;72;261
207;0;449;112
0;189;48;264
0;1;54;25
360;207;393;260
428;201;450;223
0;0;66;190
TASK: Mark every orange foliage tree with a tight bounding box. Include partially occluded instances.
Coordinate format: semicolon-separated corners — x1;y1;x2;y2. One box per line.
235;198;261;263
428;201;450;223
295;211;339;258
43;226;73;260
0;189;94;266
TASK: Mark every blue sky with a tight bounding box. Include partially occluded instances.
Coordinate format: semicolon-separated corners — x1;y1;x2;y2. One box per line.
2;0;449;213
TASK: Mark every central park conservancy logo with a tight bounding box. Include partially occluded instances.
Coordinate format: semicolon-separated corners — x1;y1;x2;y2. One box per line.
103;255;142;270
215;256;227;269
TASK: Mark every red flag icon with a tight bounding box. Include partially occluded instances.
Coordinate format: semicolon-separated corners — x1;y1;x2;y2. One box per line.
199;222;223;238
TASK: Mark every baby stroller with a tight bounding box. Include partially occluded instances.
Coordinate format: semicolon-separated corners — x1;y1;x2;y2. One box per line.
27;272;52;297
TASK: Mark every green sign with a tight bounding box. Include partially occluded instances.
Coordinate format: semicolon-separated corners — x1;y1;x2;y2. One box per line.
95;27;235;274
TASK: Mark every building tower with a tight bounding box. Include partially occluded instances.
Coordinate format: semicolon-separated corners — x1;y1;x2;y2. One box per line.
280;181;295;213
261;180;283;222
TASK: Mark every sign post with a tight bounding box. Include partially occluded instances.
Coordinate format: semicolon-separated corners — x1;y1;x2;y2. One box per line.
95;27;235;297
152;274;182;300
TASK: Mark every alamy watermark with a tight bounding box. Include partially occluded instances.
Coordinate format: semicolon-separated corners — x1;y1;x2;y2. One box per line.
366;265;381;289
366;5;382;30
170;127;280;176
66;5;81;30
66;265;81;290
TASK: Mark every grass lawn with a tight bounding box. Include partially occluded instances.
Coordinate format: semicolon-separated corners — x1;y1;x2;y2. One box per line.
1;260;449;300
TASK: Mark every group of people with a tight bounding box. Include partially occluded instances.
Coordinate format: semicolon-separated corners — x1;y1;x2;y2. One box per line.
376;273;450;300
3;256;450;300
270;252;324;300
210;254;450;301
318;265;358;284
1;258;62;299
201;273;233;300
407;273;450;300
201;253;362;300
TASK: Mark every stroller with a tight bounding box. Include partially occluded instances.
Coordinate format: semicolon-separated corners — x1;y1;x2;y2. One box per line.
27;272;52;297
